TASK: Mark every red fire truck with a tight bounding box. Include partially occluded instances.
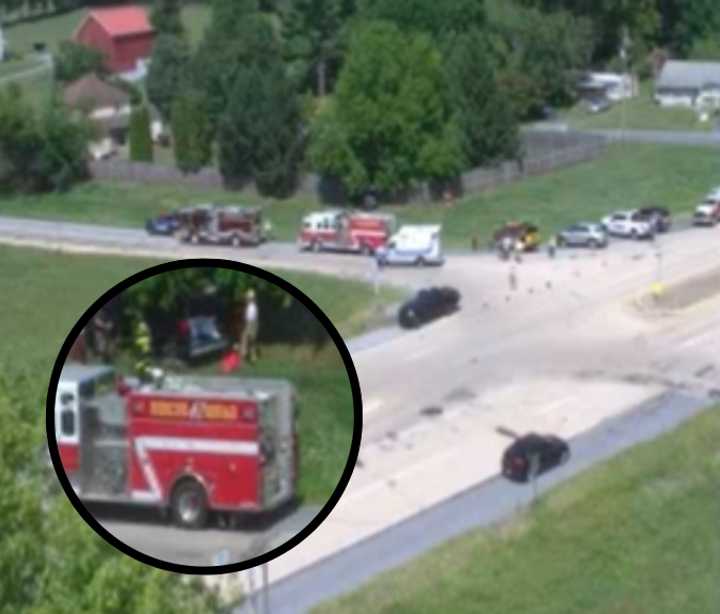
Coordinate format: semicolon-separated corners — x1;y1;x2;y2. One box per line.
298;210;396;254
177;204;268;247
53;364;297;528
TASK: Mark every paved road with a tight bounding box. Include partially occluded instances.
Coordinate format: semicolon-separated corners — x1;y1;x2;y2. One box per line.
237;390;714;614
4;215;720;598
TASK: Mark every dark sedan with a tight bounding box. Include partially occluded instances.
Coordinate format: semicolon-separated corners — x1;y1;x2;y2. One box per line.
501;433;570;482
635;206;671;233
398;286;460;329
145;212;181;236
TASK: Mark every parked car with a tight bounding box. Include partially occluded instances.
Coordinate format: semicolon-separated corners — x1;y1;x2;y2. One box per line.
556;222;608;248
145;212;181;236
493;222;541;256
635;206;671;233
397;286;460;329
693;199;720;226
501;433;570;483
585;96;611;113
601;210;654;239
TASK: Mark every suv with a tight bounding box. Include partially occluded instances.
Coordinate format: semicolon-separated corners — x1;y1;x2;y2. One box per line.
556;222;608;248
635;206;671;233
601;210;654;239
693;198;720;226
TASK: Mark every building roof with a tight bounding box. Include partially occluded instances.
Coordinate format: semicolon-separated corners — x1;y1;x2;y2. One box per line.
82;5;153;38
656;60;720;90
63;74;130;110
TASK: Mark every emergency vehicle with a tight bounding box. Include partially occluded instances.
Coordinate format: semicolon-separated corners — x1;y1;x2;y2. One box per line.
177;204;268;247
54;364;297;528
297;209;396;254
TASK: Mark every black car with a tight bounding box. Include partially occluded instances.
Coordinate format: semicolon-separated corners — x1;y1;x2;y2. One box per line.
145;212;181;236
398;286;460;329
635;206;671;233
501;433;570;482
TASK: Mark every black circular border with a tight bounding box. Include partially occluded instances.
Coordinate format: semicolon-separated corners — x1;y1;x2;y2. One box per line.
45;258;363;575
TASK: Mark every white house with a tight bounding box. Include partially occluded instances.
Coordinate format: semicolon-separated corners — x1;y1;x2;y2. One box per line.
655;60;720;109
577;72;637;101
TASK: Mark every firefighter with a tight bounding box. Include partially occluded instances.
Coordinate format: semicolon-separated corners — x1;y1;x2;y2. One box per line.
241;289;259;364
547;234;557;259
514;237;524;263
133;319;153;382
91;307;115;362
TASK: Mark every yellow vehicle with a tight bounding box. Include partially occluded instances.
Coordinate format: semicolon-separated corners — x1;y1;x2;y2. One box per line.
493;222;541;253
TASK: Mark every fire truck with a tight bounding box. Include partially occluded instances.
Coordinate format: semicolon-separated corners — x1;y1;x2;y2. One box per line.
177;204;268;247
298;209;396;254
53;364;297;528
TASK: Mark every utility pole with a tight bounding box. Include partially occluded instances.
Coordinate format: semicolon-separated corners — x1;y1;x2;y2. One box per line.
619;25;632;145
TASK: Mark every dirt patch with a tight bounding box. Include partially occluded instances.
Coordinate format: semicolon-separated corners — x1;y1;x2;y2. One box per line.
652;268;720;310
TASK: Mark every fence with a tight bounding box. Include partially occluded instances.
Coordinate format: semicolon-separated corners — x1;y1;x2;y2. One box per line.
88;130;608;203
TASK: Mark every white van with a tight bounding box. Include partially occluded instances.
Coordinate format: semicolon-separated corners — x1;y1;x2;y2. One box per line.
375;225;444;266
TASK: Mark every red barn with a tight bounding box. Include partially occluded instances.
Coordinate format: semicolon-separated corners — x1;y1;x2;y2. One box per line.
73;6;155;74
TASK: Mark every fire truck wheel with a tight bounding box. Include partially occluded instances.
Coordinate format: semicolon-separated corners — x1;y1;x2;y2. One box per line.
171;480;208;529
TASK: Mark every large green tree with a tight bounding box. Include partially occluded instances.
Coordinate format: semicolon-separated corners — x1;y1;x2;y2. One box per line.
358;0;485;42
171;89;213;174
282;0;355;96
657;0;720;56
146;33;191;121
445;29;520;166
54;40;106;83
129;105;153;163
218;58;304;196
150;0;185;37
309;21;464;195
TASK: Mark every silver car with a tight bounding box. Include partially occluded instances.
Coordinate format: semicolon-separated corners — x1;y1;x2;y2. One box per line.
556;222;608;248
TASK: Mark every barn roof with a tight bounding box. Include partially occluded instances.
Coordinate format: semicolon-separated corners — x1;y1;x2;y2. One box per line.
656;60;720;90
80;5;154;38
63;74;130;110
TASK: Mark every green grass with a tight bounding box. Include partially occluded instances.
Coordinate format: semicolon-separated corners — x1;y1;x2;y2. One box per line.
0;244;396;503
3;143;716;248
0;56;45;78
559;80;712;133
315;405;720;614
4;2;210;55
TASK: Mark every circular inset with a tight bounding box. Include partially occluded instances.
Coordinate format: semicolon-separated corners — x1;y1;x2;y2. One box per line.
45;259;362;574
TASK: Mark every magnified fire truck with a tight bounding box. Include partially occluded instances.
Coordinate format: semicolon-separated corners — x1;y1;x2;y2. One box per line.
53;364;297;529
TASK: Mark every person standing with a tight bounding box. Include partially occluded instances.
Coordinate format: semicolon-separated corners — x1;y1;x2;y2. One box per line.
90;307;115;362
132;319;153;382
241;289;259;364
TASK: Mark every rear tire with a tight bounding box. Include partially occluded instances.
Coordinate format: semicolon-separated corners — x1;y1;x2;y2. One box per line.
588;238;598;249
416;257;426;267
171;480;208;529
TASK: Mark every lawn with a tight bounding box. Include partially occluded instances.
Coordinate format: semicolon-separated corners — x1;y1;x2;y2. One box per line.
2;143;716;248
315;404;720;614
0;245;398;502
0;56;45;78
558;80;712;133
4;2;210;55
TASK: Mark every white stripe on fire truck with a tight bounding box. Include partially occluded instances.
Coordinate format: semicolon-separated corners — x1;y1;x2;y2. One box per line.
131;437;260;502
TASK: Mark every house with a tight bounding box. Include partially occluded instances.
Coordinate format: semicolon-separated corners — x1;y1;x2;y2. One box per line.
63;73;164;159
655;60;720;109
73;5;155;80
577;72;637;102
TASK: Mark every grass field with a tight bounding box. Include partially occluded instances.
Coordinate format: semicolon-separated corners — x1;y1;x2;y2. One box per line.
2;143;717;248
315;404;720;613
0;245;396;503
559;81;712;133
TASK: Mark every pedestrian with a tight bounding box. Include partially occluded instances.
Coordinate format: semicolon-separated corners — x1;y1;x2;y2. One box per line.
90;307;115;362
514;238;524;263
547;235;557;259
500;235;512;261
509;265;518;291
241;289;259;364
68;327;88;363
132;319;153;383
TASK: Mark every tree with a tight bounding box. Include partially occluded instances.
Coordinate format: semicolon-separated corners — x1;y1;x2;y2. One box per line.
657;0;720;57
171;90;213;174
129;105;153;162
146;34;191;121
358;0;485;42
218;58;304;196
191;0;280;127
282;0;355;96
309;21;464;195
54;40;106;83
0;85;90;194
150;0;184;37
445;29;520;166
